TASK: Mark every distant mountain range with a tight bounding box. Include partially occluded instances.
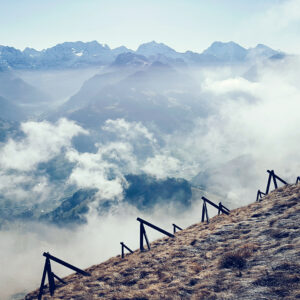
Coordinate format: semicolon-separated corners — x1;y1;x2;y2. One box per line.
0;40;285;70
0;40;287;132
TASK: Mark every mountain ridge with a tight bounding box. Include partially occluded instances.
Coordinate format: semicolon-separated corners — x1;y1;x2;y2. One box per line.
0;41;284;70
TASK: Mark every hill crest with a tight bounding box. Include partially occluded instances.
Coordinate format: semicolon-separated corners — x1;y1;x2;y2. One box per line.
25;183;300;299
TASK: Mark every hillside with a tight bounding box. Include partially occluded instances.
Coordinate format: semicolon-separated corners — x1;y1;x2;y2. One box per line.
25;183;300;299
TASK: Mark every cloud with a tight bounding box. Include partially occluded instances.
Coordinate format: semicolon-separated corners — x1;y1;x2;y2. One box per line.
142;154;181;178
161;56;300;205
203;76;259;96
65;119;182;200
0;118;87;171
0;118;88;204
65;119;156;200
102;118;156;143
66;145;129;201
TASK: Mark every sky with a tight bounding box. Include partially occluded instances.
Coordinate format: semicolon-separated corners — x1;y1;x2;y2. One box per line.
1;0;300;53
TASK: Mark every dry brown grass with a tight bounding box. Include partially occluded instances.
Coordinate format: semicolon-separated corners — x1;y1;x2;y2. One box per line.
218;242;258;270
25;184;300;300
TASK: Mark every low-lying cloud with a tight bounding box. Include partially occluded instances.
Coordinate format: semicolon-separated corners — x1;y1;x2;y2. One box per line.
0;118;87;171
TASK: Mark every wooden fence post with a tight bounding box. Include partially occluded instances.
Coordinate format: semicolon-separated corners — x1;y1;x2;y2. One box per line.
38;257;48;300
139;222;150;251
201;200;209;223
265;170;273;195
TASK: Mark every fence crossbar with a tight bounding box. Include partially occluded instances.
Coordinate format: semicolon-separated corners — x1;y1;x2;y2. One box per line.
137;217;174;251
137;218;175;238
267;170;288;185
43;252;91;276
201;197;230;215
201;200;209;223
218;202;230;215
140;222;150;251
52;273;66;284
221;204;230;213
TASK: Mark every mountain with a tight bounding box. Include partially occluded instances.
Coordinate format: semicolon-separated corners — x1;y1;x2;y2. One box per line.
36;41;115;69
124;174;192;210
23;47;40;58
136;41;187;67
202;41;248;62
0;45;29;69
182;50;221;65
0;41;284;71
247;44;279;60
0;95;25;121
56;67;135;114
0;40;284;123
137;41;182;59
0;71;49;104
50;61;209;132
111;52;149;68
0;41;131;70
39;189;98;226
38;175;193;226
25;182;300;299
111;46;133;56
0;71;52;120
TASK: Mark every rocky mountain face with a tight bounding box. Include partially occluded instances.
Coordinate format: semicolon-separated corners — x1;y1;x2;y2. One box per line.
25;183;300;299
0;41;131;70
0;70;52;120
52;60;209;133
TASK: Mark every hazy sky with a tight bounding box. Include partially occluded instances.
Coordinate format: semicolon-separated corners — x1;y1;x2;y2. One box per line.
1;0;299;53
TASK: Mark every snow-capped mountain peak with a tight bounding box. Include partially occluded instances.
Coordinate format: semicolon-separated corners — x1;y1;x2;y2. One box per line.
202;41;248;61
136;41;179;57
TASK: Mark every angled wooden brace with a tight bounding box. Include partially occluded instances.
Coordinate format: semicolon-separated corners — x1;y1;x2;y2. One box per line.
120;242;133;258
172;223;183;234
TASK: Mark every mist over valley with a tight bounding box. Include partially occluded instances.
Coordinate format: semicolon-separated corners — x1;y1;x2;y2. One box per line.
1;39;300;299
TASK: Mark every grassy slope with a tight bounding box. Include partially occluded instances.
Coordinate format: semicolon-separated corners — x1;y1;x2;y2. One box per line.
25;184;300;299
